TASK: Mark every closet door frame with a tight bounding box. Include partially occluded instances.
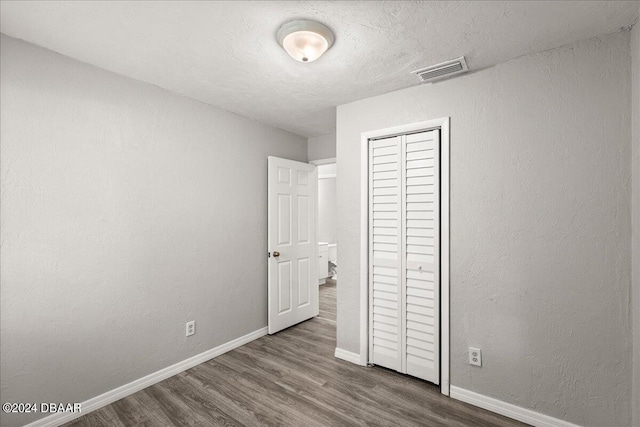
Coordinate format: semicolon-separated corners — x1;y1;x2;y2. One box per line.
359;117;450;396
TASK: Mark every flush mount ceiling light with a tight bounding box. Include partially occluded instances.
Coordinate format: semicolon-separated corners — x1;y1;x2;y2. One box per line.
277;19;334;63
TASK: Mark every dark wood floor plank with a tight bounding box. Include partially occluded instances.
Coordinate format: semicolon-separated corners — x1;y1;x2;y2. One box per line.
220;342;327;388
179;369;276;427
156;374;243;426
205;357;350;427
109;394;157;426
214;346;385;427
64;409;123;427
275;371;411;427
144;378;220;426
190;360;329;427
63;280;528;427
319;280;337;322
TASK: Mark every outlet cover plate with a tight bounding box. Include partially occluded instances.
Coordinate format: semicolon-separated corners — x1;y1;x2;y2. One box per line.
186;321;195;337
469;347;482;367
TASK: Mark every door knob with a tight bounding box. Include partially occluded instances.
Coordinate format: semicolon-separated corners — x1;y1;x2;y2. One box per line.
273;251;280;257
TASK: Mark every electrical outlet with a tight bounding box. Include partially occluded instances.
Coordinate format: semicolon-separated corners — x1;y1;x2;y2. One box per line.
469;347;482;367
186;321;195;337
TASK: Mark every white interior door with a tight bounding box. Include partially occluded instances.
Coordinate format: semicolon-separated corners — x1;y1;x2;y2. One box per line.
268;156;318;334
403;130;439;384
369;136;403;371
368;130;440;385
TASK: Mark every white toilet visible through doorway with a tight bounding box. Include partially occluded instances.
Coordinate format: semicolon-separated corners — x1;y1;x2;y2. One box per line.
328;243;337;279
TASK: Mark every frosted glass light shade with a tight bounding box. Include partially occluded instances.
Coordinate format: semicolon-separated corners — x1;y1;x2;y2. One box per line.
277;20;334;63
282;31;328;62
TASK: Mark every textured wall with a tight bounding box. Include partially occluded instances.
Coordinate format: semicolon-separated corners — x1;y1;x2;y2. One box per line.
308;133;336;161
0;35;307;427
632;19;640;427
336;32;632;426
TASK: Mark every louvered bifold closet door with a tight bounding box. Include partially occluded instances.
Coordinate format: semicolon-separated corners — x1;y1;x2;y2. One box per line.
402;130;440;384
369;136;403;371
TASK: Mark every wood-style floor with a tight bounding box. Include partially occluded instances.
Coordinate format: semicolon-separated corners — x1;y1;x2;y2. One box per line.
64;282;526;427
319;279;337;322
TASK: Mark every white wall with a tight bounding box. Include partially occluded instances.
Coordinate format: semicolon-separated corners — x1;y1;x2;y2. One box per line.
336;32;632;426
308;132;336;161
317;164;337;244
0;35;307;427
632;18;640;427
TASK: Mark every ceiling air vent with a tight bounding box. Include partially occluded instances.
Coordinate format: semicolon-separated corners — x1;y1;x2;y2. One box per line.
411;57;468;83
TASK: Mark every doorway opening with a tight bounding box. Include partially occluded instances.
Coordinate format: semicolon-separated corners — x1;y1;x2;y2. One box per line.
311;158;337;325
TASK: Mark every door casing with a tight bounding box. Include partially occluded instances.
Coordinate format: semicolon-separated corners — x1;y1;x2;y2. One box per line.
359;117;450;396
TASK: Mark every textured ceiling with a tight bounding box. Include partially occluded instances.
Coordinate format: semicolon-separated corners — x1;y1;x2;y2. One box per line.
1;1;638;137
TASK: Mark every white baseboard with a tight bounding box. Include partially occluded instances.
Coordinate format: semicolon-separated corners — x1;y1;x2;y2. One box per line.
450;386;581;427
334;347;366;366
25;327;268;427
